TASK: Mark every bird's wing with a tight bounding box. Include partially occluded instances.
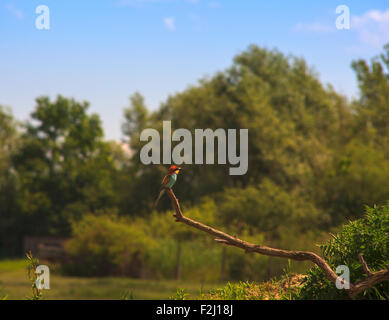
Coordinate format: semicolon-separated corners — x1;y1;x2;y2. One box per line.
162;174;171;187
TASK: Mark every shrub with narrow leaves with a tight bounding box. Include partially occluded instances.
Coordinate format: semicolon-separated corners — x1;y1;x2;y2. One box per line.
298;204;389;299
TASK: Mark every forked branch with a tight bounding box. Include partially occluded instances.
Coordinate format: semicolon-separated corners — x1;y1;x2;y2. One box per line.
166;188;389;299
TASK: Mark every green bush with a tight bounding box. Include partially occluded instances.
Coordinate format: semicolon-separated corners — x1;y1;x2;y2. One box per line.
63;214;155;277
298;204;389;299
63;211;222;280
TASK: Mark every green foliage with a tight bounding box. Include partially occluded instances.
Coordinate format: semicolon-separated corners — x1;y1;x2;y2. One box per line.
298;204;389;300
63;214;155;277
121;290;136;300
63;208;223;281
220;235;268;281
218;179;326;236
121;45;352;214
9;95;121;239
320;142;389;224
122;92;149;140
0;106;18;174
61;176;327;282
0;106;21;257
117;44;389;231
169;288;189;300
25;251;43;300
205;281;255;300
150;197;218;241
352;44;389;143
197;279;299;300
0;285;8;300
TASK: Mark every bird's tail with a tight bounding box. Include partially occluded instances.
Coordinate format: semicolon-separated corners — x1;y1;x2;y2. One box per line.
153;188;166;208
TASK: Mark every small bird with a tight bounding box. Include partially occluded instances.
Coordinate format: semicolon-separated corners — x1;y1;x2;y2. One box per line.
153;165;182;208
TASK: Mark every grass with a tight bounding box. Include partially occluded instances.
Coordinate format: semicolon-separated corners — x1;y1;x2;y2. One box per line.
0;259;26;273
0;259;220;300
0;258;306;300
196;274;306;300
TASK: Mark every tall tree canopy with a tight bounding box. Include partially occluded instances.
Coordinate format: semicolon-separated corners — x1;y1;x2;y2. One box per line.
11;96;120;237
121;45;353;225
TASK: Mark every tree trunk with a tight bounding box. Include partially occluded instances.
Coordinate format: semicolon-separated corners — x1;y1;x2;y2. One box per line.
175;241;182;280
267;237;274;279
268;256;274;280
220;247;227;282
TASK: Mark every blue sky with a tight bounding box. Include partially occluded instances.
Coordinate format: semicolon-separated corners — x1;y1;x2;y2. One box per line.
1;0;388;140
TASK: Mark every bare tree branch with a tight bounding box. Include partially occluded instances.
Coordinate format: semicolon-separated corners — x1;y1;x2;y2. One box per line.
166;188;389;299
358;253;373;276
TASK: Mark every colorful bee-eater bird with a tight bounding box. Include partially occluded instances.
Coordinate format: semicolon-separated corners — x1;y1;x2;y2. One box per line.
153;165;182;208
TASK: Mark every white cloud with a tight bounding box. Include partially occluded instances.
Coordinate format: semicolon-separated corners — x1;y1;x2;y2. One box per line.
351;9;389;48
163;17;176;31
292;8;389;49
5;4;23;19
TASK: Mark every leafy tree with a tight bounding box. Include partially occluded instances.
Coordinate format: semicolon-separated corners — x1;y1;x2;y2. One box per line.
316;44;389;225
318;141;389;225
352;44;389;145
0;106;18;176
122;45;352;215
12;95;119;236
119;92;162;215
0;106;21;256
218;179;325;237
